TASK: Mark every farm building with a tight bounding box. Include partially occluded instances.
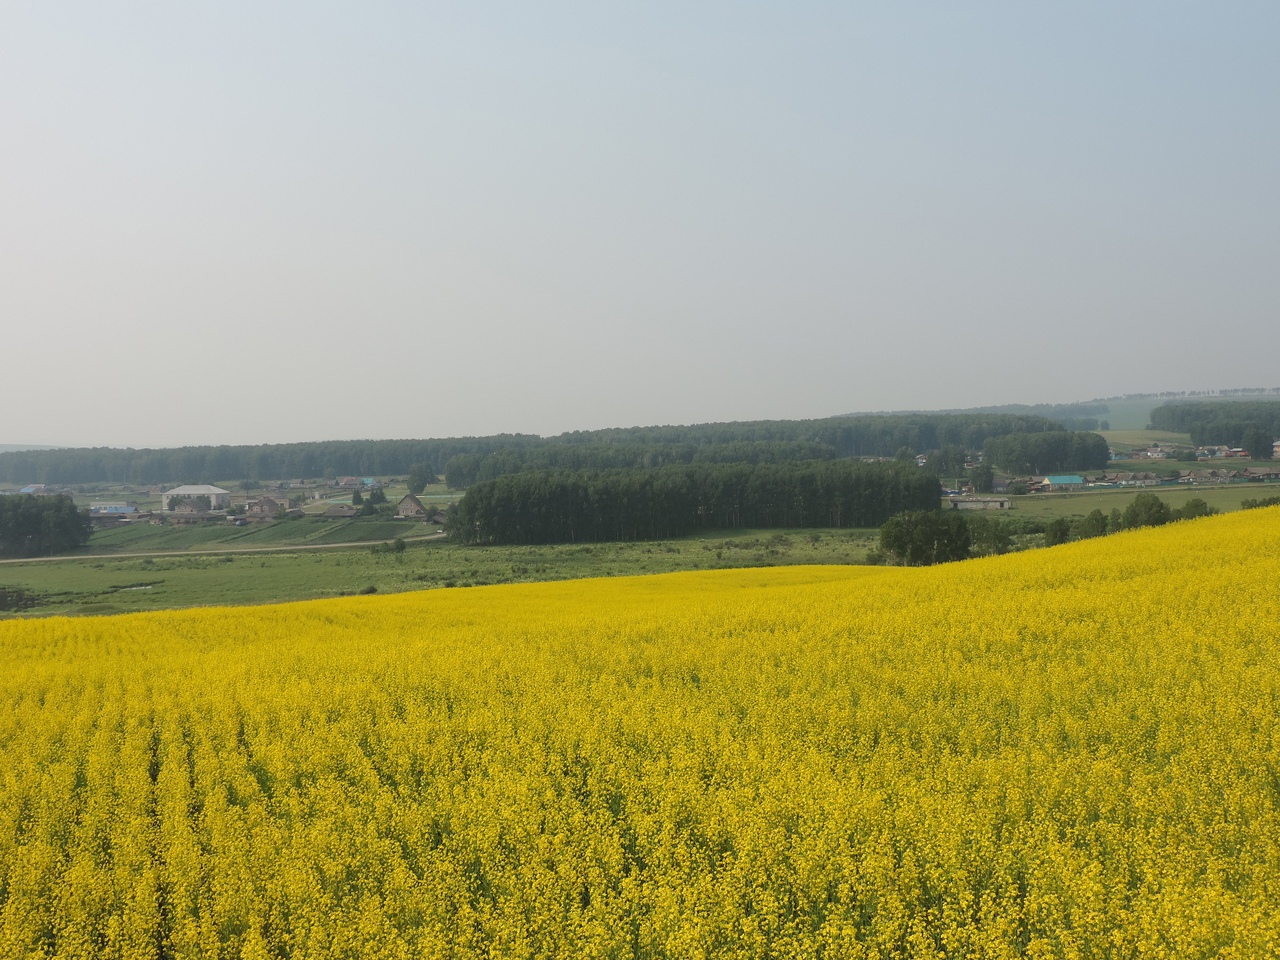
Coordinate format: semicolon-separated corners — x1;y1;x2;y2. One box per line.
1106;472;1163;487
1178;469;1239;484
161;484;230;511
1244;466;1280;481
324;504;359;518
395;493;430;520
1041;475;1086;491
89;502;138;515
947;497;1010;511
244;496;285;520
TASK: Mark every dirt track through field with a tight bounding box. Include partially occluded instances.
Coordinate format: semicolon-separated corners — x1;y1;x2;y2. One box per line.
0;533;447;565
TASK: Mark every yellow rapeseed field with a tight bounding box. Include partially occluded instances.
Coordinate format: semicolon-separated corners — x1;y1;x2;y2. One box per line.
3;509;1280;959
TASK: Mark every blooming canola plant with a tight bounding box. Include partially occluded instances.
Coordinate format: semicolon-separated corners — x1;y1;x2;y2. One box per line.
2;510;1279;957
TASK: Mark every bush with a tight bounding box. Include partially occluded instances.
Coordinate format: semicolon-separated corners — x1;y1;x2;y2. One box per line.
1121;493;1172;530
1173;498;1217;521
1241;496;1280;510
966;514;1012;557
1043;518;1071;547
1072;509;1109;540
879;510;970;566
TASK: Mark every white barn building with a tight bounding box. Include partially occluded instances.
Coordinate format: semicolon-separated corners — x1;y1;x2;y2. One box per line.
161;484;231;511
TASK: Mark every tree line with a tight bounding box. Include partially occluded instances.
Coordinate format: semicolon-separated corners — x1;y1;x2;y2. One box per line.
442;440;836;488
446;461;942;545
982;431;1111;475
876;492;1220;566
1149;402;1278;458
0;494;93;558
0;413;1065;487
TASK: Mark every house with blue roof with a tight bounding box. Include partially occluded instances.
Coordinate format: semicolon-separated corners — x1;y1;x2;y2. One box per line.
1041;475;1086;491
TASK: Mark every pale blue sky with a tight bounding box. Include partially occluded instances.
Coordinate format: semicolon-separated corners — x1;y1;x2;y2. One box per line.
2;3;1277;447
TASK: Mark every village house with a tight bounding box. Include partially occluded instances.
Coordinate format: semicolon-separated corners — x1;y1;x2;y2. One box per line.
244;496;285;520
1178;469;1239;484
1103;471;1163;487
323;503;359;518
1040;475;1086;492
1243;466;1280;482
169;501;214;524
395;493;430;520
88;502;142;529
89;502;138;516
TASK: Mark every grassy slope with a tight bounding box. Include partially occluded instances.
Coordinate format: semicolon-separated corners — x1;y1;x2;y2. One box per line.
1006;484;1266;519
81;517;437;554
0;529;878;617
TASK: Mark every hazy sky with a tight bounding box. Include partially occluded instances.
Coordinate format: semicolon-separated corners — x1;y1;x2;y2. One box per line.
3;3;1277;448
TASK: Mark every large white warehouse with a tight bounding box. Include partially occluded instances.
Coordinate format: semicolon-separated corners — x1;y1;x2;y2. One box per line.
161;484;231;511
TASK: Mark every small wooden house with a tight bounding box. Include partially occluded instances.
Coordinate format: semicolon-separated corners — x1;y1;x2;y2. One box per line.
245;496;285;520
395;493;430;520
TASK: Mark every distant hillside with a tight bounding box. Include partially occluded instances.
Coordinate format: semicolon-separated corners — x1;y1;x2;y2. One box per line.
0;444;63;454
0;414;1063;486
853;388;1280;431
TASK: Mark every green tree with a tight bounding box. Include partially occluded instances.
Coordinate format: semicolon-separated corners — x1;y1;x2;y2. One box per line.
968;462;994;494
0;494;92;557
367;487;388;506
1241;425;1273;461
1043;518;1071;547
879;510;971;566
1173;498;1217;521
407;463;439;495
1073;509;1109;539
1122;493;1172;530
352;489;364;506
931;445;967;479
967;513;1011;556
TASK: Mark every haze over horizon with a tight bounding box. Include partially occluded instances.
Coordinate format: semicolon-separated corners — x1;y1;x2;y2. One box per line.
4;3;1277;449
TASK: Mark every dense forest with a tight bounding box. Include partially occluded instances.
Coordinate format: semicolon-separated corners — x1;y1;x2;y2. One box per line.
0;414;1063;486
0;437;543;487
1149;402;1279;457
983;431;1111;475
441;441;836;488
446;461;941;545
0;494;93;557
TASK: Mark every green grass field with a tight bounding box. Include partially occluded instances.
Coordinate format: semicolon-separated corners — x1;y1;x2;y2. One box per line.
1006;483;1267;519
80;516;438;554
1098;428;1192;449
0;530;879;618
